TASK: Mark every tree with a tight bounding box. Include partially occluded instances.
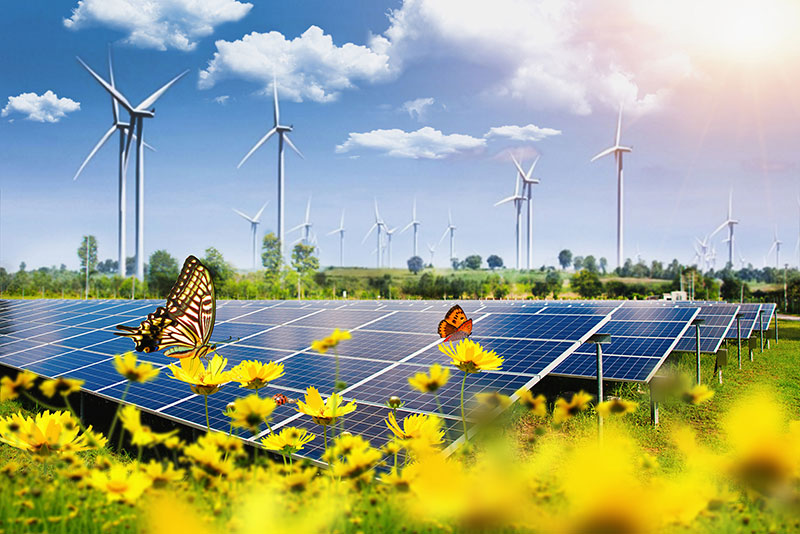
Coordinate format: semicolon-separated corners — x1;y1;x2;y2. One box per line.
720;276;749;301
407;256;424;274
451;258;461;270
125;256;136;276
291;243;319;299
203;247;235;284
583;255;598;273
599;257;608;274
487;255;503;270
261;233;283;279
571;269;602;298
77;236;98;273
531;281;549;298
147;250;179;297
96;259;118;274
545;269;561;297
18;262;26;272
573;256;584;271
464;255;482;270
558;249;572;270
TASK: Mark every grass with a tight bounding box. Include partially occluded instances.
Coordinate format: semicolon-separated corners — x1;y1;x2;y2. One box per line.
2;322;800;533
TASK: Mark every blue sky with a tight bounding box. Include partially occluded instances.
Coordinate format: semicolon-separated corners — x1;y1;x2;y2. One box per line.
2;0;800;273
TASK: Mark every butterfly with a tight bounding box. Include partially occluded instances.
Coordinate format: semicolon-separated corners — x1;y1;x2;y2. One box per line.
115;255;216;359
437;304;473;342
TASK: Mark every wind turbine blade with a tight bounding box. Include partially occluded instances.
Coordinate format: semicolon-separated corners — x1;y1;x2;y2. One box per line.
590;146;616;162
73;124;116;181
237;127;277;168
526;156;539;179
254;200;269;221
232;208;255;222
510;153;526;178
340;209;345;229
399;221;414;233
615;105;623;146
284;134;304;159
107;45;119;124
326;228;340;236
143;140;156;152
362;223;377;244
448;209;453;226
77;56;135;114
709;221;727;238
305;197;311;223
494;196;516;207
288;223;305;233
136;70;189;110
438;226;450;247
272;73;280;126
123;120;134;170
374;198;381;222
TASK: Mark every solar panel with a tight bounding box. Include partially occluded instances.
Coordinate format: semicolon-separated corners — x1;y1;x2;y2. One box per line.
755;303;776;331
724;303;762;339
671;303;740;353
551;305;699;382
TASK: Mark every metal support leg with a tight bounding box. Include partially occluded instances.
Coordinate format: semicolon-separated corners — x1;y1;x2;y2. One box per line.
695;325;702;385
737;317;741;369
649;382;659;426
759;311;764;353
596;344;604;439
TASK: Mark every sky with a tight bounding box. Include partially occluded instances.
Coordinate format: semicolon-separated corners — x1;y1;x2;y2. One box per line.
2;0;800;273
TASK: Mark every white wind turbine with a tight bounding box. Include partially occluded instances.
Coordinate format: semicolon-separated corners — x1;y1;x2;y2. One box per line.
77;56;188;280
73;46;154;278
510;154;540;270
362;199;386;268
426;242;437;266
494;173;526;269
232;200;269;270
438;210;457;263
399;198;422;258
384;226;398;268
290;197;313;245
767;226;782;268
709;190;738;267
695;236;710;272
591;105;632;269
327;210;346;267
237;75;303;259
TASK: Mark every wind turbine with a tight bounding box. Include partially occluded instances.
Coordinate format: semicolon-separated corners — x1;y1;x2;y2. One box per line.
237;75;303;259
695;236;710;272
591;105;632;269
290;197;313;245
73;46;154;277
494;173;526;269
232;200;269;270
362;199;386;268
709;190;738;267
327;210;345;267
384;226;398;268
426;242;437;266
399;198;422;258
510;154;540;270
767;226;782;268
77;55;188;280
438;210;457;263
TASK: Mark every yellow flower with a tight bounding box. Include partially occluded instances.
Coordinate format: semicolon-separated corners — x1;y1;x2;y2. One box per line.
89;464;152;504
328;435;382;481
140;460;183;488
39;377;83;398
228;359;285;389
113;352;159;383
0;410;103;455
517;389;547;416
183;441;236;479
408;364;450;393
261;426;315;454
596;398;639;417
475;392;512;410
438;339;503;373
311;328;351;354
0;370;37;401
385;412;444;449
296;386;357;425
682;384;715;405
167;354;231;395
119;405;177;447
380;466;416;492
228;394;276;433
553;391;593;424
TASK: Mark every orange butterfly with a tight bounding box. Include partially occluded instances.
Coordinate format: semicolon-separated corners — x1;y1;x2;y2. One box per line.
437;305;473;342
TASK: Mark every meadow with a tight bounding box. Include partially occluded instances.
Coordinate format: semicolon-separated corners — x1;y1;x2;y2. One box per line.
0;321;798;533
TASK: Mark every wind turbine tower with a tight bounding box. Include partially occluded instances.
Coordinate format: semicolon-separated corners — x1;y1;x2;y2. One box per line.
362;199;386;268
233;200;269;270
400;198;421;258
768;227;782;268
290;197;313;245
494;173;526;269
438;210;457;263
710;190;738;267
77;55;188;280
328;210;346;267
591;105;632;269
237;76;303;259
511;154;541;270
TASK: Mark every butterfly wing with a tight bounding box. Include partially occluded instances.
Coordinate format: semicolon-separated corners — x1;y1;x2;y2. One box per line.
445;318;473;343
115;255;216;356
444;305;467;328
438;319;458;338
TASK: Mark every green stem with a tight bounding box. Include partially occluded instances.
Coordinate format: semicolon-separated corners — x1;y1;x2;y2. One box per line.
22;391;60;412
460;371;468;443
323;424;328;452
204;395;210;431
107;382;131;441
434;392;451;443
137;446;143;463
281;453;288;467
62;396;86;431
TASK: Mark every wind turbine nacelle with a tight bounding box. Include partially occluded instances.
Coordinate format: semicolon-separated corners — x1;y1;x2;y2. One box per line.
277;125;292;133
136;109;156;119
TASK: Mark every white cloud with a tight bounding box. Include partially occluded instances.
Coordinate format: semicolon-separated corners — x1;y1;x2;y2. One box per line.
401;97;434;120
63;0;252;52
485;124;561;142
214;95;230;105
199;26;393;103
1;91;80;123
335;126;485;159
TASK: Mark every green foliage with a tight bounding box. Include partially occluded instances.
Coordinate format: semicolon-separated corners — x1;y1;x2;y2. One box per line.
291;243;319;299
573;255;583;271
571;269;602;298
146;250;179;298
583;255;598;273
202;247;235;284
463;254;482;270
77;235;98;273
487;254;503;270
96;259;118;274
599;257;608;274
558;249;572;270
545;269;561;298
261;232;283;279
720;276;749;301
407;256;424;274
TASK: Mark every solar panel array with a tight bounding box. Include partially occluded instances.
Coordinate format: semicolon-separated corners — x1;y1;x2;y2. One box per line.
724;303;763;339
671;303;740;353
755;303;776;331
0;297;776;463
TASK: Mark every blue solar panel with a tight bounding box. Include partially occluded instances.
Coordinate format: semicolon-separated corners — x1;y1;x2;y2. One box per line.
724;303;762;339
755;303;776;331
672;303;739;353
